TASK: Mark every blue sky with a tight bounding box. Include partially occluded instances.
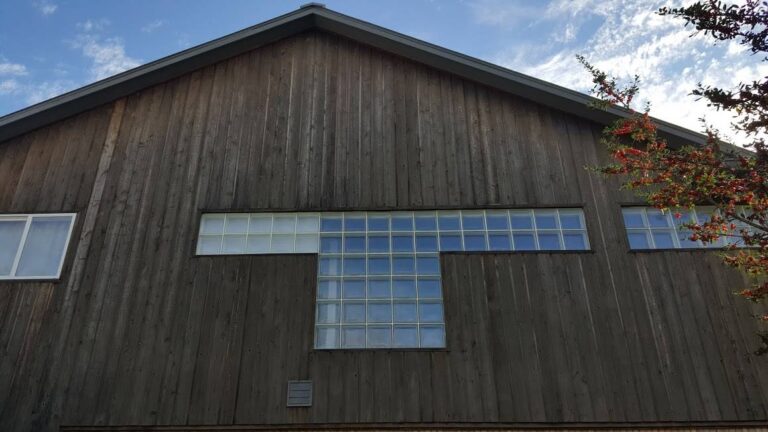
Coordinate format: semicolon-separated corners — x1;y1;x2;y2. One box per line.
0;0;764;140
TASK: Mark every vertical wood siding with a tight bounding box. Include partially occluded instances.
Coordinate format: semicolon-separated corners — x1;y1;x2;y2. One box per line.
0;31;765;431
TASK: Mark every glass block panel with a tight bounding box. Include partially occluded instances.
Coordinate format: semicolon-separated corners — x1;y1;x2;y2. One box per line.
319;257;342;276
295;234;319;252
393;325;419;347
438;212;461;230
462;211;485;230
368;302;392;323
344;215;366;232
246;235;271;253
367;215;390;231
342;326;365;348
415;214;437;231
368;256;391;275
343;257;366;275
486;211;509;230
393;278;417;298
415;234;438;252
392;234;414;252
420;325;445;348
343;278;366;299
344;235;366;253
392;256;415;275
343;302;365;323
367;326;392;348
271;234;295;253
416;256;440;275
224;214;249;234
391;214;414;231
318;279;341;299
317;302;340;324
368;278;390;298
320;216;342;232
394;301;418;322
296;214;320;232
488;232;511;251
513;233;536;251
316;326;339;348
418;278;442;298
320;235;342;253
200;214;225;234
368;235;390;253
249;216;272;233
222;235;247;254
419;301;443;323
273;215;296;233
439;233;462;251
463;233;486;251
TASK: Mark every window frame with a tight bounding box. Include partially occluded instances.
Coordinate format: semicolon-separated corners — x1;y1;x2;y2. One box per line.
0;213;77;281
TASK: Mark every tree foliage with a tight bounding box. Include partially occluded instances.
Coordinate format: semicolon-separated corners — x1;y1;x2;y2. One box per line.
580;1;768;354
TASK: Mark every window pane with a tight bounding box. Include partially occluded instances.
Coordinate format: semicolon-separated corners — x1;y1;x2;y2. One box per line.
391;214;413;231
368;302;392;323
295;234;319;252
224;214;249;234
320;217;342;232
510;212;533;229
485;211;509;230
652;231;675;249
563;233;587;250
368;234;390;253
344;215;366;232
343;302;365;323
537;233;561;250
622;209;646;228
273;215;296;233
646;209;670;228
535;211;558;229
16;216;72;278
462;212;484;230
342;326;365;348
677;231;699;248
392;256;415;274
316;327;339;349
419;301;443;323
249;216;272;233
439;234;462;251
200;214;225;234
0;220;25;275
319;257;342;276
296;214;319;232
222;235;247;254
343;279;366;299
367;326;392;347
392;234;414;252
420;325;445;348
197;235;222;255
368;257;390;275
317;302;340;324
559;211;583;229
367;215;390;231
343;257;365;275
627;231;651;249
270;234;295;253
438;212;460;230
393;325;419;347
246;235;270;253
488;233;511;251
513;233;536;250
416;256;440;275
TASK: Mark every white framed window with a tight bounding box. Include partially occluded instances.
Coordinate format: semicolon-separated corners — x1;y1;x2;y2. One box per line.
197;208;589;350
622;206;754;250
0;213;76;280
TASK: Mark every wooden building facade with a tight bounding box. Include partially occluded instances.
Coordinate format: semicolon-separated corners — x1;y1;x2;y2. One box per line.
0;5;766;431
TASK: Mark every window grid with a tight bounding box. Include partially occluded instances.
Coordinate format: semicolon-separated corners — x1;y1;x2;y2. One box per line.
197;209;589;350
622;206;752;250
0;213;76;280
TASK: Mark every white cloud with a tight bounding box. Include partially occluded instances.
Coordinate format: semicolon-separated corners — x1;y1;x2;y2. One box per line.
0;62;27;76
0;79;20;94
71;35;141;80
34;1;57;15
141;20;165;33
77;18;110;33
485;0;765;145
24;80;75;104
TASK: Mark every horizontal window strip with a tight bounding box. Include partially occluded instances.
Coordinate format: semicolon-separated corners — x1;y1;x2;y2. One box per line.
196;208;590;255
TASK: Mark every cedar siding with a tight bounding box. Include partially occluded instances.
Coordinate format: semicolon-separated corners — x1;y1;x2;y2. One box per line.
0;29;766;431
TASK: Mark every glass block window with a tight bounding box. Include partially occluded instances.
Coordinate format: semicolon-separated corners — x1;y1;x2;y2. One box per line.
0;213;76;280
622;206;754;250
196;209;590;349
